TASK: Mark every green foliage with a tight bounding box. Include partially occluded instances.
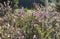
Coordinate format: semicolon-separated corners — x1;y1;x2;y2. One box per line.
8;13;12;21
7;0;18;3
55;1;60;12
13;0;18;4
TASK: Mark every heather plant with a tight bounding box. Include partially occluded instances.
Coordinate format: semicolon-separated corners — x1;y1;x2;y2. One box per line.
0;1;60;39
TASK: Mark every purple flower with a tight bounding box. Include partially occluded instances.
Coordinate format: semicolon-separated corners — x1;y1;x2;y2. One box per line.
13;35;16;39
0;18;4;23
13;16;18;19
0;7;3;11
20;35;24;39
44;13;49;18
33;35;37;39
11;19;16;26
6;24;10;29
2;25;7;29
7;1;10;6
2;35;5;39
17;31;20;34
52;12;60;17
3;2;6;6
57;20;60;23
11;27;15;31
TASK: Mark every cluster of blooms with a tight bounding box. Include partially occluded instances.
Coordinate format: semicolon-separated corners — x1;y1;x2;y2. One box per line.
0;1;60;39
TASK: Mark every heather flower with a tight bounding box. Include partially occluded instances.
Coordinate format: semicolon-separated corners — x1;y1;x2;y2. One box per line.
11;27;15;31
3;15;8;22
17;30;20;34
2;25;7;29
0;6;3;11
4;2;6;6
6;23;10;29
33;35;37;39
10;31;14;34
7;1;10;6
44;13;49;18
34;24;38;27
11;19;16;26
20;35;24;39
57;20;60;23
52;12;59;16
13;35;16;39
13;15;18;19
7;24;10;27
36;12;42;17
0;18;4;23
17;7;25;16
2;35;5;39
